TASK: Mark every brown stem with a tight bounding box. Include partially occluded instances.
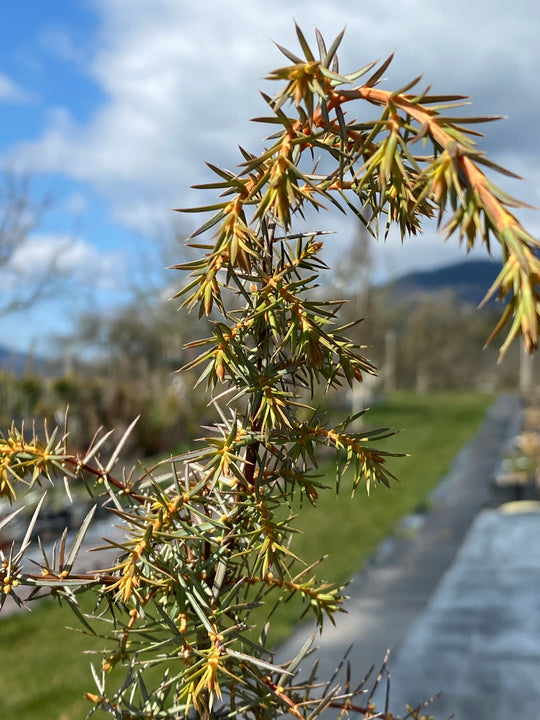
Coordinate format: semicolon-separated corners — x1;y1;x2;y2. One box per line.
23;571;118;585
244;220;276;489
64;456;148;505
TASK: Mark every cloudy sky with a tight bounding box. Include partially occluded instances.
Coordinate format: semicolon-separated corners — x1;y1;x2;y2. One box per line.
0;0;539;352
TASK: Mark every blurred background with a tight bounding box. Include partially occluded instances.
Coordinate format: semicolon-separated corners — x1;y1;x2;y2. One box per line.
1;3;539;718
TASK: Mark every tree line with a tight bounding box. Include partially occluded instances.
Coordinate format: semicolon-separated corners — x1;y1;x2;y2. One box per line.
0;230;525;458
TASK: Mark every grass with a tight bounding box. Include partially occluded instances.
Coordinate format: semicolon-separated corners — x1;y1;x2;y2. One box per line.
0;597;110;720
266;390;494;644
0;391;493;720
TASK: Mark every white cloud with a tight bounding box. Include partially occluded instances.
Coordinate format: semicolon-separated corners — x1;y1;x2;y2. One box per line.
7;234;127;291
0;71;35;105
7;0;540;278
0;233;130;353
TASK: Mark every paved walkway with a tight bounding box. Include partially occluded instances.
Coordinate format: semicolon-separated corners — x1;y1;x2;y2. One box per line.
386;503;540;719
277;393;523;716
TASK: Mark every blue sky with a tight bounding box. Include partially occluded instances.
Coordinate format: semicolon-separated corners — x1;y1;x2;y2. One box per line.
1;0;539;353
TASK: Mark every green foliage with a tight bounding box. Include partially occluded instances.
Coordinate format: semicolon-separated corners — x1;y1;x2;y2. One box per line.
0;392;491;720
0;25;537;719
255;390;494;646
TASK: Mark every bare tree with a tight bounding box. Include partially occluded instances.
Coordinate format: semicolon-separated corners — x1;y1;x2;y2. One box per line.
0;169;65;317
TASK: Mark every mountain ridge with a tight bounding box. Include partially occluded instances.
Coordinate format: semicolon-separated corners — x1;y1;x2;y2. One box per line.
384;258;499;306
0;259;500;370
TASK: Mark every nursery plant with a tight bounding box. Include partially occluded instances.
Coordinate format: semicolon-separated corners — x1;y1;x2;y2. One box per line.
1;26;539;719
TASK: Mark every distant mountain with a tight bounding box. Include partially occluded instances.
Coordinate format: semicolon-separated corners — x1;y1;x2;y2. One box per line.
0;259;505;376
0;345;53;376
0;345;30;375
385;259;500;307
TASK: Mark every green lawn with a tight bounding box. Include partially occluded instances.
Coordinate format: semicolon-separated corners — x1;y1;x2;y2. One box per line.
267;390;494;644
0;391;493;720
0;599;107;720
